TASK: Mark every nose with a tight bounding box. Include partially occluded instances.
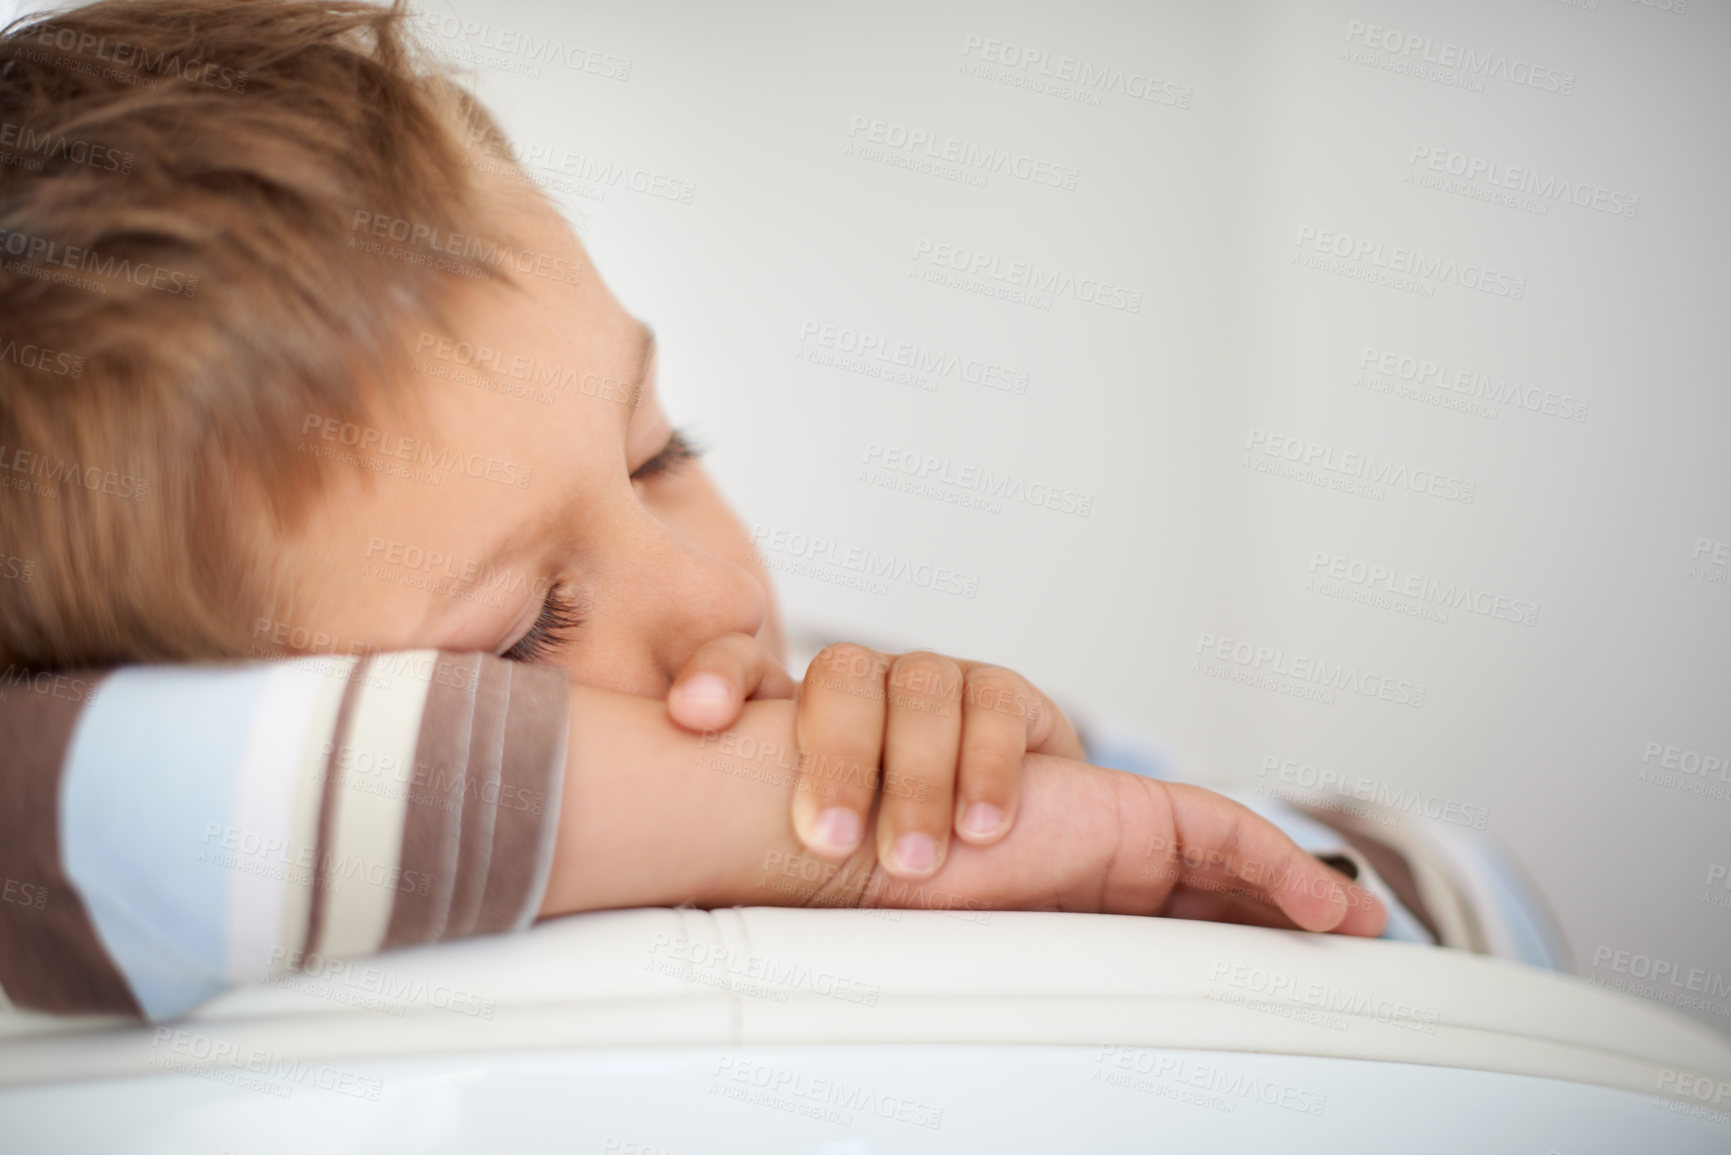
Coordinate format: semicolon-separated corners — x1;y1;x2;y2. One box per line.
591;506;765;693
649;542;768;684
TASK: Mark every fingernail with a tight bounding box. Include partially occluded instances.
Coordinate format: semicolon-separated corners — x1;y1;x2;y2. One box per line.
891;832;936;875
812;807;862;855
676;673;730;705
961;803;1003;839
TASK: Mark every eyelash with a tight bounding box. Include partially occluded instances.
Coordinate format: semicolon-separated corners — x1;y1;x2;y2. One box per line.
502;430;702;663
502;582;583;664
630;428;701;481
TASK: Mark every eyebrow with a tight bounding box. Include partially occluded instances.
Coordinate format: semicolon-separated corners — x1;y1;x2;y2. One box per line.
417;320;658;637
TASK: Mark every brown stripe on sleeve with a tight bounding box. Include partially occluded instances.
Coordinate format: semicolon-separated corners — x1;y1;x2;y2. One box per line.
380;652;480;950
302;655;373;961
0;672;141;1015
472;660;570;934
438;655;510;941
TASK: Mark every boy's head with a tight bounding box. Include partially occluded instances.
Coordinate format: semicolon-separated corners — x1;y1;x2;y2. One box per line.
0;0;781;693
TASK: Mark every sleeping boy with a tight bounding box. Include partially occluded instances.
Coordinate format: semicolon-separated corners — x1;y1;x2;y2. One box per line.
0;0;1410;1020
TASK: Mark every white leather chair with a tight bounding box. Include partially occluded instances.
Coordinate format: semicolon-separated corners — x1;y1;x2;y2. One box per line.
3;907;1728;1152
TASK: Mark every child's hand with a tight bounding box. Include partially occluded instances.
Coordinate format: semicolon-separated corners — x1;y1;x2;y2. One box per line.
819;754;1389;937
666;635;1083;880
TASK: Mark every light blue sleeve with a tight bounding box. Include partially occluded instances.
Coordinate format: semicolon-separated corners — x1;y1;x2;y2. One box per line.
58;665;285;1019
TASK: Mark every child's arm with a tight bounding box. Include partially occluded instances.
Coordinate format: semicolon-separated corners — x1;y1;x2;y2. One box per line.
0;653;1379;1021
544;687;1385;936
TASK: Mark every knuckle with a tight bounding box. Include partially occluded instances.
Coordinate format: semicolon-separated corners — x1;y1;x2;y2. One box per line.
797;747;879;801
966;663;1018;687
880;763;938;803
800;734;879;771
813;642;884;679
960;744;1019;786
807;643;886;703
888;651;964;704
962;666;1034;716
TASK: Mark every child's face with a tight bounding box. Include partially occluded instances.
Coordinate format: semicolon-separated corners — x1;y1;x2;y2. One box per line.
276;168;784;695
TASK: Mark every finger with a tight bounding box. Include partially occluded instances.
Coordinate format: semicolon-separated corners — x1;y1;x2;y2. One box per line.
667;632;797;732
1016;686;1086;761
1299;856;1386;937
952;666;1030;844
1159;887;1308;930
1159;783;1388;936
792;643;890;857
953;659;1084;761
876;651;966;878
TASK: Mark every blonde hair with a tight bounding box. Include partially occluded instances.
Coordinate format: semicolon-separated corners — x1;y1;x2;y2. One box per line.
0;0;516;668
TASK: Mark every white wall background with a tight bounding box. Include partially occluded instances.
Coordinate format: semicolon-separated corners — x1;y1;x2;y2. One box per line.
404;0;1729;1036
12;0;1718;1034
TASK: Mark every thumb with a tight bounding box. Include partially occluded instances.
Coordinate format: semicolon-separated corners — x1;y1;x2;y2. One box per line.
667;632;796;732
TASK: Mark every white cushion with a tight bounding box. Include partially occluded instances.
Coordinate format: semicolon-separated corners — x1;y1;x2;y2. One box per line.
1;907;1725;1103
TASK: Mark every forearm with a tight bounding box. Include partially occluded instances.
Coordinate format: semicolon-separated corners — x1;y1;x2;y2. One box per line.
539;687;813;915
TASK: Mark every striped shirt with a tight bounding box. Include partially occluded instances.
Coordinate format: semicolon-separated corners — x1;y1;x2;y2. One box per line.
0;651;568;1020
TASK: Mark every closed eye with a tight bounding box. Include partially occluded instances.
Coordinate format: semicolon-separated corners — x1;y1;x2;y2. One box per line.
502;582;582;663
630;428;701;482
